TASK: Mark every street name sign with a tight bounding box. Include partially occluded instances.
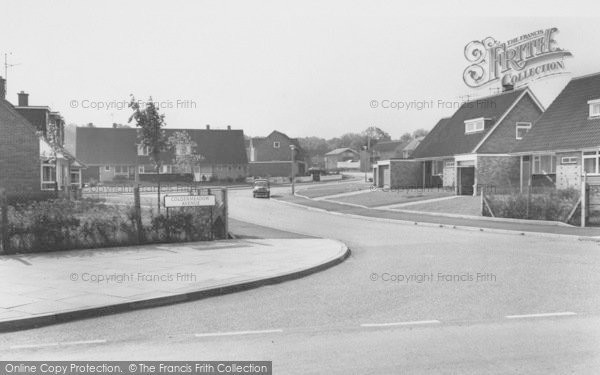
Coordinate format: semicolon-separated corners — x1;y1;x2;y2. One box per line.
164;195;216;207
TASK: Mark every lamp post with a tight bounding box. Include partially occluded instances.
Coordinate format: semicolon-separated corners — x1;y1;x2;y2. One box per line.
290;144;296;195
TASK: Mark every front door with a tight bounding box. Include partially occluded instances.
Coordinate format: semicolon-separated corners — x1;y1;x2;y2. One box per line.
458;167;475;195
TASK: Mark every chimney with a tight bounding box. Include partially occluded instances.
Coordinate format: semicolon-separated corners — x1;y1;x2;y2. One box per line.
18;91;29;106
0;76;5;100
227;125;231;130
205;124;210;130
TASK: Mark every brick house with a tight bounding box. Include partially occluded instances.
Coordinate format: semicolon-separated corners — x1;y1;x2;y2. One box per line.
12;91;84;191
247;130;306;177
69;125;248;183
512;72;600;191
324;148;359;171
0;79;40;193
371;141;407;162
375;88;545;195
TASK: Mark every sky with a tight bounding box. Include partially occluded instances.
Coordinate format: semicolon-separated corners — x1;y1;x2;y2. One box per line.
1;0;599;139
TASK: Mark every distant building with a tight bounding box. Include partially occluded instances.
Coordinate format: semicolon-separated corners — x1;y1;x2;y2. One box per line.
69;125;248;183
247;130;306;177
401;136;424;159
324;148;359;171
371;140;408;163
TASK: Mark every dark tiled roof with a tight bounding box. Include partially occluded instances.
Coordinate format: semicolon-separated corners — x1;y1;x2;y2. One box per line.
411;89;527;159
75;127;248;165
373;141;405;153
0;100;39;137
512;73;600;153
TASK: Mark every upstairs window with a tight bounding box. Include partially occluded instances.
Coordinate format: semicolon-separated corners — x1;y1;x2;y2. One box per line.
465;118;485;134
273;141;281;148
516;122;532;140
589;99;600;118
137;144;150;156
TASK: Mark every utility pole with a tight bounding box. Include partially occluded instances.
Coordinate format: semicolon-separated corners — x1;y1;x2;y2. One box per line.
290;144;296;195
3;52;20;95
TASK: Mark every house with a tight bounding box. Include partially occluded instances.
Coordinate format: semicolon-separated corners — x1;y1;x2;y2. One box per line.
376;87;545;195
0;78;40;193
247;130;306;177
69;125;248;183
324;148;360;171
371;140;407;162
401;136;424;159
512;72;600;191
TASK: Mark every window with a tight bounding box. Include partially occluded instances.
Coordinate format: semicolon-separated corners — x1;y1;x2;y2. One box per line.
516;122;532;140
532;155;556;174
114;165;129;174
445;161;455;168
105;165;111;171
273;141;280;148
583;150;600;174
432;160;444;175
161;164;172;174
41;164;57;190
561;157;578;164
176;144;192;155
589;99;600;118
70;169;81;187
138;165;145;174
137;144;150;156
465;118;485;134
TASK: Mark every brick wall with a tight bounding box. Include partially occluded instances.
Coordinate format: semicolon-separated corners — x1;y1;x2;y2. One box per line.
477;94;543;154
442;163;455;187
477;155;520;188
0;111;40;193
389;160;422;188
255;133;295;162
556;152;581;190
249;161;303;177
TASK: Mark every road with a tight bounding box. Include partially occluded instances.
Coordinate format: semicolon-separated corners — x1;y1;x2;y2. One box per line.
1;186;600;373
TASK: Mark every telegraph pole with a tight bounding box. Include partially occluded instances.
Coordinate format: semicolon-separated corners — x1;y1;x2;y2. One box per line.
3;52;20;95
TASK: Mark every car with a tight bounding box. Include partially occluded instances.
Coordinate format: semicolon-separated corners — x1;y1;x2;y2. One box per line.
252;179;270;198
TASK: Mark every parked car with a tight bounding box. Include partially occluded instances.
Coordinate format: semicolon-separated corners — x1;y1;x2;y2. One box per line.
252;179;270;198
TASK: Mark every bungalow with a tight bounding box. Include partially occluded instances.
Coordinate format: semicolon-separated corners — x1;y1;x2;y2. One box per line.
324;148;360;171
512;72;600;191
380;87;545;195
247;130;306;177
69;125;248;183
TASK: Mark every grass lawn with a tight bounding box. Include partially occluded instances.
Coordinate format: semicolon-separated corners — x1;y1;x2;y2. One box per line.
330;189;454;207
296;182;372;198
399;196;482;216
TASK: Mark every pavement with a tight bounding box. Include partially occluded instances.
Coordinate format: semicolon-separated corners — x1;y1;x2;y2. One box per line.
0;232;348;331
276;192;600;239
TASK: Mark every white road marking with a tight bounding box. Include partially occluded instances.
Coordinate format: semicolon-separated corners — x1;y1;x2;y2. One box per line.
10;339;107;350
506;312;576;319
195;329;283;338
361;320;441;328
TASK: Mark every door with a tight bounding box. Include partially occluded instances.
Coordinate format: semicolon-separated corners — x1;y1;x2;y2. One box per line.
458;167;475;195
383;165;391;187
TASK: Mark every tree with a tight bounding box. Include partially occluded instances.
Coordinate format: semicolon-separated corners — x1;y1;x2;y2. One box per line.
398;132;412;143
168;130;205;176
412;128;429;138
128;95;169;212
362;126;391;142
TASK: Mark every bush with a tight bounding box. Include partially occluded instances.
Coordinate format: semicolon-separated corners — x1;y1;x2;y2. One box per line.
484;188;580;223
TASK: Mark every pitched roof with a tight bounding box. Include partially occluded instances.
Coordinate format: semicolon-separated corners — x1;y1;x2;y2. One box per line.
325;147;358;156
402;136;424;152
512;72;600;153
0;99;39;138
411;89;528;159
74;127;248;165
373;140;405;153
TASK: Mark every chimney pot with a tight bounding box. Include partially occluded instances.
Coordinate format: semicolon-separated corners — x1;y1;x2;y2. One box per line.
18;91;29;106
206;124;210;129
227;125;231;130
0;76;5;100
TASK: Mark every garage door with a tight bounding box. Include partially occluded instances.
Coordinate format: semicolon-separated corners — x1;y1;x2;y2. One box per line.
382;165;391;187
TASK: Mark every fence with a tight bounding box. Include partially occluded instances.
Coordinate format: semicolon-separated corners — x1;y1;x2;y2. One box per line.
0;186;228;254
481;185;582;225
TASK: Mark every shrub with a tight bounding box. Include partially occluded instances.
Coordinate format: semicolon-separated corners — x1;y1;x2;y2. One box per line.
484;188;580;223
